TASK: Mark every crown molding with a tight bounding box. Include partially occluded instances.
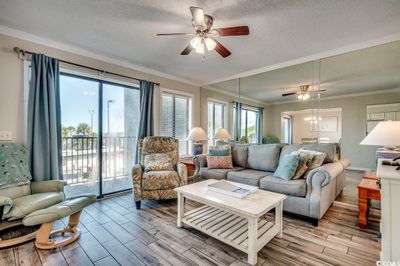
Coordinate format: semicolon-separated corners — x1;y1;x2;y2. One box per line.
268;87;400;106
201;86;268;106
0;25;201;87
202;33;400;86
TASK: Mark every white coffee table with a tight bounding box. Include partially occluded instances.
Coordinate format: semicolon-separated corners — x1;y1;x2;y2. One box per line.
175;179;287;265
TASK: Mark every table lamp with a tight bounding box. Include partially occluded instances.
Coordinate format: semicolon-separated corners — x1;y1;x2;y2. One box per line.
360;121;400;169
187;127;208;156
214;128;232;140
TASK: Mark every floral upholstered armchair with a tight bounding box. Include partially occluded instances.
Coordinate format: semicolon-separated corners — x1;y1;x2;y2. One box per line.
131;136;187;209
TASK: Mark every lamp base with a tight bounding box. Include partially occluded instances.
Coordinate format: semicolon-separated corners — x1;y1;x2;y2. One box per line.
191;143;203;156
383;145;397;150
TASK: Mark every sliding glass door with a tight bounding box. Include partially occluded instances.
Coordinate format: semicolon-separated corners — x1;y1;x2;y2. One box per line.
102;83;139;194
59;73;139;197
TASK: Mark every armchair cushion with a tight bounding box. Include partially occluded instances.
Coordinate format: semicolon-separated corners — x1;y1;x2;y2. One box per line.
0;195;13;215
3;192;64;220
142;171;180;190
144;153;174;172
31;180;67;194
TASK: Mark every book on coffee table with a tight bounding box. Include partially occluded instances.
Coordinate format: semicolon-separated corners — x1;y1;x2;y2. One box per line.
207;180;258;198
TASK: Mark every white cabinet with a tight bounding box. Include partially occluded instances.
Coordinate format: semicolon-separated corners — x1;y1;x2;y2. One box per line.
377;160;400;261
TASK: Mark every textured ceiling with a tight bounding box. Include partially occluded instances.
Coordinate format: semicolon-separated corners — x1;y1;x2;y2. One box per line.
205;40;400;103
0;0;400;85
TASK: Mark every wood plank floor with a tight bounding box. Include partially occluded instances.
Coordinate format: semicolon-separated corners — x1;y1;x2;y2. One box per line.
0;192;380;266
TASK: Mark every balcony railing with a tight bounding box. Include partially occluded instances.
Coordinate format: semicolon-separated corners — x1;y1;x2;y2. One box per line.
61;136;137;185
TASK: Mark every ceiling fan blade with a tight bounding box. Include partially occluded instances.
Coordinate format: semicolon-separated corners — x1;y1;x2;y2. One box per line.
156;33;195;36
212;26;249;36
282;92;298;97
190;6;206;30
180;44;193;55
212;38;231;58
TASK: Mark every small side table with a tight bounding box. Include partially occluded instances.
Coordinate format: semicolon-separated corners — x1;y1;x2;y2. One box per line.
180;158;195;183
358;177;381;229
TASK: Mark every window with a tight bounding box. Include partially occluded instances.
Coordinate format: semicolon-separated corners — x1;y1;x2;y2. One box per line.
207;101;226;145
283;115;292;144
234;106;260;143
161;91;192;156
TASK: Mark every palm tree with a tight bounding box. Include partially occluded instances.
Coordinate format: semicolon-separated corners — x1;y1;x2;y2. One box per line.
76;123;91;136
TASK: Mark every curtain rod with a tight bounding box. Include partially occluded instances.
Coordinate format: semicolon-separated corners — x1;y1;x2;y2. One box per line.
13;47;160;86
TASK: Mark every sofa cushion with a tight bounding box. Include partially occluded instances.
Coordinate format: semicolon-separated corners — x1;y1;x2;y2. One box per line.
199;167;243;180
142;171;180;190
260;175;307;197
3;192;65;220
274;154;300;180
279;144;301;163
231;144;248;168
227;169;272;186
247;144;281;172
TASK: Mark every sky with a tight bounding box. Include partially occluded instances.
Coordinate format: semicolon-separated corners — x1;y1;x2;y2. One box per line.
59;74;139;135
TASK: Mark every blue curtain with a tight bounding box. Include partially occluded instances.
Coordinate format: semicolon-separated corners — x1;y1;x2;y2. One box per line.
27;54;61;181
257;107;264;144
135;80;154;163
234;102;242;141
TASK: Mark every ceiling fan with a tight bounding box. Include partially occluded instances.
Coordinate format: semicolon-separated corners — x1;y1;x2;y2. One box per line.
282;85;326;100
156;6;249;58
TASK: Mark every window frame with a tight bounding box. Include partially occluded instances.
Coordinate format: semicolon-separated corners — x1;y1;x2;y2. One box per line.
207;99;228;145
233;104;260;144
160;88;193;157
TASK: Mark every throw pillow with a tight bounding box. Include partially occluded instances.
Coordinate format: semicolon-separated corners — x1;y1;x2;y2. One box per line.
273;154;300;180
291;150;313;179
208;145;231;156
298;149;327;170
144;153;174;172
207;155;233;169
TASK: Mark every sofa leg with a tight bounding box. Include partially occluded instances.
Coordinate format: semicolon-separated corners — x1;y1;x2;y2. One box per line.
312;218;319;227
135;201;141;209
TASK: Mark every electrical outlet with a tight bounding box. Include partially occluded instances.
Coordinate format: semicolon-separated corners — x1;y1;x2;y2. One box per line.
0;131;12;141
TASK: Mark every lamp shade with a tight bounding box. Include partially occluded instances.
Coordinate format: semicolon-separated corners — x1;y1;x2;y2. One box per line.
186;127;208;142
360;121;400;146
214;128;232;140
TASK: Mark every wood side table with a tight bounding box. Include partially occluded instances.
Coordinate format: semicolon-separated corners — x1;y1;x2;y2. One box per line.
180;158;195;183
358;178;381;229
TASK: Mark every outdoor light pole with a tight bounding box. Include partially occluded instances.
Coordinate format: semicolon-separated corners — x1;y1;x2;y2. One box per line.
88;109;95;136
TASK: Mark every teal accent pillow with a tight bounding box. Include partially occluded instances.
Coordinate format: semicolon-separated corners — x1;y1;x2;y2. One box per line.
208;145;231;156
274;154;300;180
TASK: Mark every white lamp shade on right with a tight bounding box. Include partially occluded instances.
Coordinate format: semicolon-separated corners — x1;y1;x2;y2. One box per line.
214;128;232;140
360;121;400;146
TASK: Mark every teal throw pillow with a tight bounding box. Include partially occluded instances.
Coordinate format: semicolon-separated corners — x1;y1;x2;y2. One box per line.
274;154;300;180
208;145;231;156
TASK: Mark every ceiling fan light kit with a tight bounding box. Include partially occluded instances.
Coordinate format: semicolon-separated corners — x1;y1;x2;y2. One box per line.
157;6;249;58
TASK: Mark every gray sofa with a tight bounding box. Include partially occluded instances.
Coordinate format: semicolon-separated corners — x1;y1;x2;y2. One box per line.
193;143;350;225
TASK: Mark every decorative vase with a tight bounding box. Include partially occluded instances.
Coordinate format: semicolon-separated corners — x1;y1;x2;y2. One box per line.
192;142;203;156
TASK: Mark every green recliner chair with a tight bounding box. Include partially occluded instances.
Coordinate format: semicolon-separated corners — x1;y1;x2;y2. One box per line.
0;142;96;249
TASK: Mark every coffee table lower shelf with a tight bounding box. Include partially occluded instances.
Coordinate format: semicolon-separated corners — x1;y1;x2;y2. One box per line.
181;205;279;255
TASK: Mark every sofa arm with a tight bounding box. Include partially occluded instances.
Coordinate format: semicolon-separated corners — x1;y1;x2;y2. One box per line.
31;180;67;194
131;164;143;201
0;195;13;215
306;162;344;198
193;154;207;179
177;163;188;185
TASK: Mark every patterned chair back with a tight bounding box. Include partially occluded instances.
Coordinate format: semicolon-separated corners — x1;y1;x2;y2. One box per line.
138;137;179;166
0;142;32;198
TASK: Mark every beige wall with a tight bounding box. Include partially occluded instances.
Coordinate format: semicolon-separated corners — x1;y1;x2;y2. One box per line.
0;33;200;144
200;88;272;141
267;91;400;169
